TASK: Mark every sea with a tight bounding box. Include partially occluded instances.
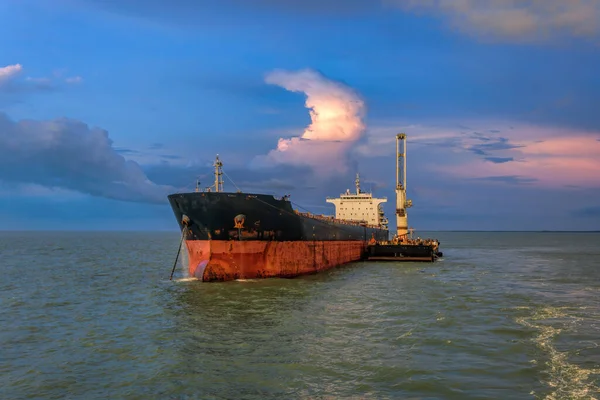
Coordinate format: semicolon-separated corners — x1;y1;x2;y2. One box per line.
1;231;598;400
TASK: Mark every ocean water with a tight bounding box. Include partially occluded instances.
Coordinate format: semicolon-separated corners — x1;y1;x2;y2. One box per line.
1;231;598;400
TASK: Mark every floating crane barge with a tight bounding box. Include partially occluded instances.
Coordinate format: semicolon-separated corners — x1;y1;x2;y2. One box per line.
364;133;443;262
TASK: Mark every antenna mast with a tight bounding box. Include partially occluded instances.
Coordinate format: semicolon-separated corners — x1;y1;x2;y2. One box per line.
213;154;224;193
396;133;412;236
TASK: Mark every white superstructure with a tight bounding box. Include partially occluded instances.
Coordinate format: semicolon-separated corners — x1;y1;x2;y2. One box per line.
326;174;388;228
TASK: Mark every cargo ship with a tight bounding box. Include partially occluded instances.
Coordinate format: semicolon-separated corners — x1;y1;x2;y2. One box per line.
167;156;391;281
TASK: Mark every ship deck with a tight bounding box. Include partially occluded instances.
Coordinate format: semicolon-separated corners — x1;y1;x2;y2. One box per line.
365;243;443;262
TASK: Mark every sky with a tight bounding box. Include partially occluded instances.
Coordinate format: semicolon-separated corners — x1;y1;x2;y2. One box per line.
1;0;599;231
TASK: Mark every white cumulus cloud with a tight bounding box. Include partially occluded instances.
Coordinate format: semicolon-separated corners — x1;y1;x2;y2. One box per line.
256;69;366;175
0;64;23;84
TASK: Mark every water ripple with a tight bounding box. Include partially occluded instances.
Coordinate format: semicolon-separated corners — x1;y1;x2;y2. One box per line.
0;231;599;399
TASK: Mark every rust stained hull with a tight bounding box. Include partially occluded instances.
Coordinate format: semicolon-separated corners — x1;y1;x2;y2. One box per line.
186;240;367;282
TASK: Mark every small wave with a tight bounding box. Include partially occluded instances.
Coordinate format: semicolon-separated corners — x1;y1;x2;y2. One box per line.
515;306;600;400
235;279;259;283
173;277;198;283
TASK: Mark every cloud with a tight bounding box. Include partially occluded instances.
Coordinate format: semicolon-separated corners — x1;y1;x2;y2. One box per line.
394;0;600;42
115;148;141;155
142;158;306;190
472;175;537;185
0;64;23;83
484;157;514;164
468;136;524;154
236;178;297;191
161;154;183;160
76;0;600;44
255;69;366;175
358;120;600;188
0;64;83;94
265;69;365;142
24;77;55;90
65;76;83;84
0;182;87;201
454;132;600;187
0;112;174;203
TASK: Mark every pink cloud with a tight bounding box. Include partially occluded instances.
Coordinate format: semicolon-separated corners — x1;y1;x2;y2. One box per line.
444;133;600;187
255;69;365;175
521;137;600;157
360;120;600;188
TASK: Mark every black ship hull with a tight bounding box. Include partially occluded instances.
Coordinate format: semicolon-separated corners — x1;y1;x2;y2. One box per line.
168;192;389;242
366;244;438;262
167;191;390;281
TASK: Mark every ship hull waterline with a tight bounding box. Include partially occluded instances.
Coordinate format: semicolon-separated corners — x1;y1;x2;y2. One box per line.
186;239;369;281
168;192;389;282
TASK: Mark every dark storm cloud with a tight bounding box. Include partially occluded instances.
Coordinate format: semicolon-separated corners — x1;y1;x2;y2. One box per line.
469;148;486;156
417;130;523;164
469;132;492;141
0;113;173;203
464;134;524;161
484;157;514;164
468;136;523;154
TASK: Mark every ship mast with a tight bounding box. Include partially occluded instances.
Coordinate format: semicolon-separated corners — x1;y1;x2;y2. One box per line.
213;154;224;193
355;173;361;194
396;133;412;237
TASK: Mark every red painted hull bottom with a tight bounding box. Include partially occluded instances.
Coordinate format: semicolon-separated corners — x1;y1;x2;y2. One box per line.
186;240;367;282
